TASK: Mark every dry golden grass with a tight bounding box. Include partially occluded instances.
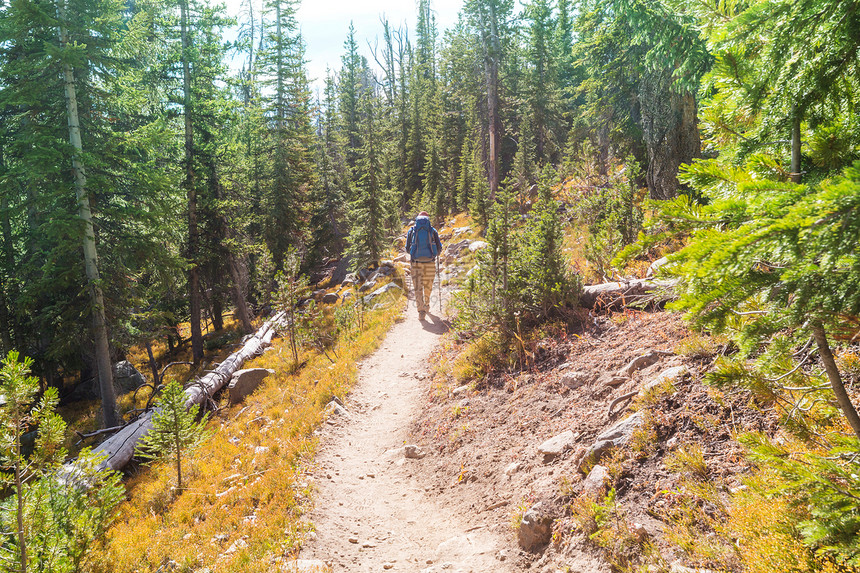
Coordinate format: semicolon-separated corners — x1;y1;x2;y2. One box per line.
84;300;403;573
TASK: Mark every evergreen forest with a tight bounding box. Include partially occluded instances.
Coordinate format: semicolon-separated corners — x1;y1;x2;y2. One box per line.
1;0;860;570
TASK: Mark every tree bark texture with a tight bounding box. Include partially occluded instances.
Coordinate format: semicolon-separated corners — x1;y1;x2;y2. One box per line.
228;254;253;333
87;311;285;473
639;69;700;200
180;0;203;365
58;8;118;428
791;109;802;183
811;322;860;441
484;2;501;200
579;278;678;310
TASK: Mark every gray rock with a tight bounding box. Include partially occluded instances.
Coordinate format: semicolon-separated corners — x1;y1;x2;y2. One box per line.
358;279;377;293
452;384;470;396
312;289;326;299
380;259;395;268
445;239;472;258
580;412;644;471
341;277;356;287
468;240;488;252
504;461;523;476
404;444;426;459
341;291;353;302
321;292;339;304
518;502;553;551
538;430;576;463
325;400;349;417
358;267;372;280
362;282;404;306
640;365;687;395
113;360;146;395
581;465;609;498
560;370;589;390
228;368;273;405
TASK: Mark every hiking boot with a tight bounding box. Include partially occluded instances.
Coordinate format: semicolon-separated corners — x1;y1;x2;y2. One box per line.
418;310;426;320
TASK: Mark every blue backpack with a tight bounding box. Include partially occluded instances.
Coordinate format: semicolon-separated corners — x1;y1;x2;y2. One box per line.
410;217;439;259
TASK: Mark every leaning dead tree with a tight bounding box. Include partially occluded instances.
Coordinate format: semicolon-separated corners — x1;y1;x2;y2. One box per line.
88;311;285;472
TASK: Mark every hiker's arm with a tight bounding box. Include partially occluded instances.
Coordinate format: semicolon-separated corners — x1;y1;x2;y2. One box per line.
433;230;442;253
405;228;413;252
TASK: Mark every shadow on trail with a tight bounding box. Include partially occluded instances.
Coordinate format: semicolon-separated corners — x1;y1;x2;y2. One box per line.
419;313;449;334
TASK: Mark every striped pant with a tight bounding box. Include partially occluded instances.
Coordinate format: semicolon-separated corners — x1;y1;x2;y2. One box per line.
411;259;437;312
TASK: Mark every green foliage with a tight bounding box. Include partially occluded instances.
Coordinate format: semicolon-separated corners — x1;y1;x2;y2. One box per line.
740;432;860;566
135;380;211;492
273;247;309;366
0;351;122;572
456;166;580;339
571;157;645;279
666;161;860;337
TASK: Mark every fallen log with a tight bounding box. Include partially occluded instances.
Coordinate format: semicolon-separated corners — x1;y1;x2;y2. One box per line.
579;278;678;310
89;311;285;473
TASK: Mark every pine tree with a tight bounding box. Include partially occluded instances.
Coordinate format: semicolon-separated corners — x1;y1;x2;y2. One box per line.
0;351;123;572
136;380;211;492
346;90;391;270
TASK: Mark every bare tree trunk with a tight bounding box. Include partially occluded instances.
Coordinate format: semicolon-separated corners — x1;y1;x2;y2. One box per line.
639;69;700;200
790;109;802;183
484;2;501;200
180;0;203;365
144;340;159;386
228;255;253;333
58;5;118;428
811;322;860;441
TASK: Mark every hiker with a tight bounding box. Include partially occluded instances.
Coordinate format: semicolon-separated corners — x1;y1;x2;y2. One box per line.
405;211;443;320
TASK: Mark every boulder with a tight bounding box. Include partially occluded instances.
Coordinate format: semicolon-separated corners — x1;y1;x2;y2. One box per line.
452;226;472;237
404;444;426;459
445;239;472;258
113;360;146;395
358;279;377;293
538;430;577;463
228;368;273;405
362;282;403;306
342;291;353;302
321;292;339;304
640;365;688;396
518;502;553;551
468;240;488;252
581;465;609;499
579;412;644;472
394;253;409;263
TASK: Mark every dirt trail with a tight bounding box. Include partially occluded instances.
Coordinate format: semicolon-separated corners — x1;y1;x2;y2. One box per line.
299;291;516;573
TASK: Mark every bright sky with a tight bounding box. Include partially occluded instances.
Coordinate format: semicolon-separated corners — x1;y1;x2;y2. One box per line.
223;0;467;94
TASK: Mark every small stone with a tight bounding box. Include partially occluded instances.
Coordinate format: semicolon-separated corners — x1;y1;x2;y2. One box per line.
468;241;488;252
404;445;426;459
518;502;553;551
581;465;609;498
538;430;576;463
383;563;394;570
348;536;359;544
322;292;339;304
451;385;470;396
560;371;589;390
497;550;508;562
504;461;522;476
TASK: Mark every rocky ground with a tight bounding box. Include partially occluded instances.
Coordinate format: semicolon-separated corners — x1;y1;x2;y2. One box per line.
409;310;778;572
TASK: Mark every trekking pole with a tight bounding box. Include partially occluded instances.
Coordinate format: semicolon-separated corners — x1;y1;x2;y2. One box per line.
436;257;442;315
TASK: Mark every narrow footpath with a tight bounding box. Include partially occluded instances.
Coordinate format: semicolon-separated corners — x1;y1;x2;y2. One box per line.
298;291;516;573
